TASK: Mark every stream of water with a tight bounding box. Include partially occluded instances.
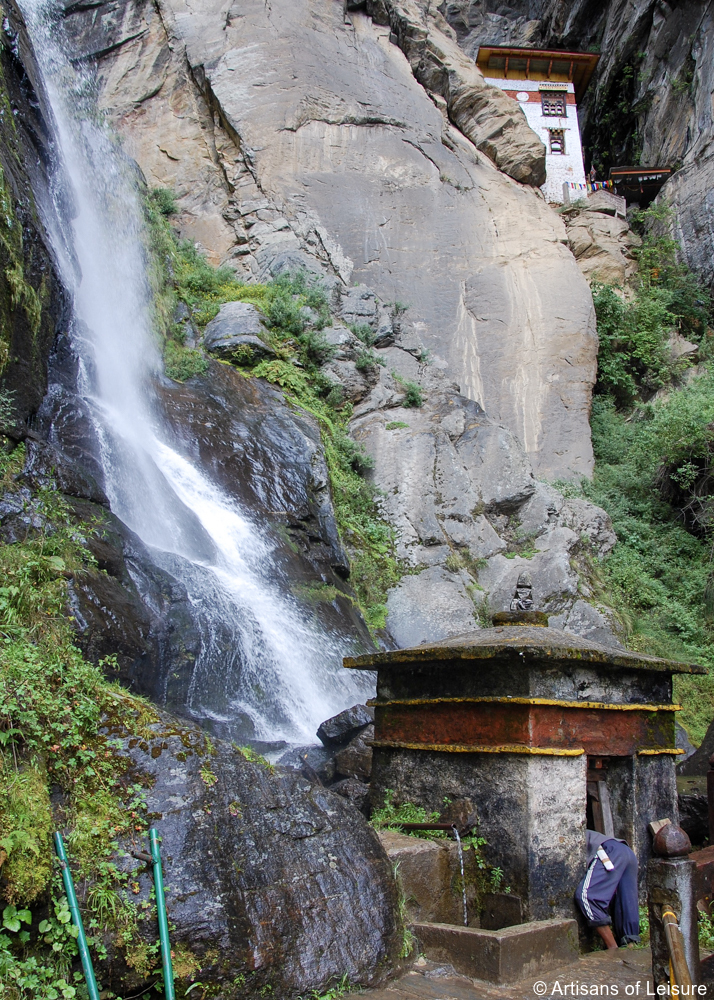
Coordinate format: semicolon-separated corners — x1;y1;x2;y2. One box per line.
17;0;373;743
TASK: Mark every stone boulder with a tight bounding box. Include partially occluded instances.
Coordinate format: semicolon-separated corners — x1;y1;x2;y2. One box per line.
562;203;641;286
317;703;375;747
334;725;374;781
92;709;401;996
386;566;482;648
331;777;371;816
322;359;376;403
203;301;275;362
679;717;714;776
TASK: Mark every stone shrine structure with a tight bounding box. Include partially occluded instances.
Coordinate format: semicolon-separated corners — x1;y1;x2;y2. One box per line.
344;616;705;921
476;46;599;203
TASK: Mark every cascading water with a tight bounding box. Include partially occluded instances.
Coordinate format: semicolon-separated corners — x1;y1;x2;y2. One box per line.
17;0;374;742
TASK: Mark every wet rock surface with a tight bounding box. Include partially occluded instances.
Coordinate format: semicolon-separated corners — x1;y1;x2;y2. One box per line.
0;1;68;430
96;707;401;995
677;782;708;846
334;725;374;782
378;829;482;926
22;345;375;729
318;703;375;747
331;777;372;816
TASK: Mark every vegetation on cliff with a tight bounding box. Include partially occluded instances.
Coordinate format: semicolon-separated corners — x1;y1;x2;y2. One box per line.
0;445;169;996
562;203;714;741
145;189;402;634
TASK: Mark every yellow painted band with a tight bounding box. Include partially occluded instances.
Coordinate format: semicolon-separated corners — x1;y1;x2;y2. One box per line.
637;749;685;756
372;740;585;756
662;911;678;920
368;696;680;712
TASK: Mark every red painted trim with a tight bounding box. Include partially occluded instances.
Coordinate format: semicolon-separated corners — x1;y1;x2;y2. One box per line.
375;702;674;756
501;90;576;105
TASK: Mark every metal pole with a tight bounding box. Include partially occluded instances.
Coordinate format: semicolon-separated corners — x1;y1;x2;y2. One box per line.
149;828;175;1000
53;832;100;1000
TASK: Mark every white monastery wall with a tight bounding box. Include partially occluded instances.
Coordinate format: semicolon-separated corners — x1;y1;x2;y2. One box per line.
484;79;587;203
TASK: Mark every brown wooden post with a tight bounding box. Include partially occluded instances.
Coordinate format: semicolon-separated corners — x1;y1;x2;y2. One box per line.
647;824;699;988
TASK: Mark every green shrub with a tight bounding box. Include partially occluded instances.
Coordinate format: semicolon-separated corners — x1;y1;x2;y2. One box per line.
563;395;714;741
574;203;714;742
355;348;384;373
593;283;675;405
335;432;374;474
163;341;208;382
150;187;178;217
350;323;375;347
593;202;710;406
393;375;422;408
0;446;167;986
298;329;336;366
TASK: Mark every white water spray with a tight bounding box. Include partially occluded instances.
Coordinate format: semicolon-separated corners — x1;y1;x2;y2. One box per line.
18;0;373;741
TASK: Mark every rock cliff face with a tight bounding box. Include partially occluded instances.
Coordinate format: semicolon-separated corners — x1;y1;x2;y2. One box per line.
61;0;598;480
39;0;625;649
0;11;67;430
441;0;714;292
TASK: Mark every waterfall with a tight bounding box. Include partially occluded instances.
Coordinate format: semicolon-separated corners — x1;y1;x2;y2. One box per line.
17;0;373;743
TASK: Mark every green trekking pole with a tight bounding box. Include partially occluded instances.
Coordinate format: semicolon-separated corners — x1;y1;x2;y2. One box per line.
53;832;100;1000
149;828;175;1000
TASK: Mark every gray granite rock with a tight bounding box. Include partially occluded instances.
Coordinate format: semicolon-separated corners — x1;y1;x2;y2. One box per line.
549;600;623;649
331;777;371;816
203;301;273;360
386;566;480;648
364;0;546;186
334;724;374;781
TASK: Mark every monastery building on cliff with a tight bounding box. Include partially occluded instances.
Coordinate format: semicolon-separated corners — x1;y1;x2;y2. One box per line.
476;46;600;204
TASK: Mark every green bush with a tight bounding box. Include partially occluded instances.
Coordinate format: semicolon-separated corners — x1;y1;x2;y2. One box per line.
350;323;375;347
355;348;384;373
298;329;336;366
163;341;208;382
568;393;714;741
593;283;675;405
395;376;422;408
0;446;164;988
151;187;178;217
593;202;710;406
576;203;714;742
